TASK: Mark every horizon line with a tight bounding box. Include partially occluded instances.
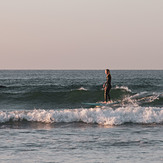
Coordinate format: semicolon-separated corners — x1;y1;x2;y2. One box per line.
0;68;162;71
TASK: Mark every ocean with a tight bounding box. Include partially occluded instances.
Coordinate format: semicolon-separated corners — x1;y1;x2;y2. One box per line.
0;70;163;163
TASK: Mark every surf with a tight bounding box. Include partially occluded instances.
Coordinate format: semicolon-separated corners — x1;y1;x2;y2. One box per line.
0;106;163;126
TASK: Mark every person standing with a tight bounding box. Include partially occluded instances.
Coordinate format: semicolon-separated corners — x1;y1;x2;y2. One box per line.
103;69;112;102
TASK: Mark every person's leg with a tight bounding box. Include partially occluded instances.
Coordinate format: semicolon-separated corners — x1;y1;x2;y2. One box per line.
108;93;110;101
107;87;111;101
104;88;108;102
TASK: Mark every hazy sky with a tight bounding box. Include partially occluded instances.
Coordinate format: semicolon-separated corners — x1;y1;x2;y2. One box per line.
0;0;163;69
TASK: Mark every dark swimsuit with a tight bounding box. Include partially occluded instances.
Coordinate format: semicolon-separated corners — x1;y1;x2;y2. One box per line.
104;74;111;102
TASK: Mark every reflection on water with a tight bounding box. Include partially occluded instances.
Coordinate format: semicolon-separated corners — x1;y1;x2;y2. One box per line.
0;121;53;130
0;121;101;130
0;123;163;163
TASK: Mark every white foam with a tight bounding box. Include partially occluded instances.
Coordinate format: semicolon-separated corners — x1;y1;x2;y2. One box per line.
77;87;88;91
115;86;132;92
0;107;163;126
129;92;160;103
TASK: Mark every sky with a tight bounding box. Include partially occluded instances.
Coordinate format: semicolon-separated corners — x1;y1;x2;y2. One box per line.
0;0;163;70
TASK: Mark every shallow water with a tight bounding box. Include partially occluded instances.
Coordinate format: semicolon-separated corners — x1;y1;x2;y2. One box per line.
0;124;163;163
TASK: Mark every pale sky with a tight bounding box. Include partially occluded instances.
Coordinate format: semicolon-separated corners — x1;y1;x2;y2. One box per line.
0;0;163;70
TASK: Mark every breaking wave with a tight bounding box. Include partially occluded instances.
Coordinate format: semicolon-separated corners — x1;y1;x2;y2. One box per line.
0;107;163;126
115;86;132;92
76;87;88;91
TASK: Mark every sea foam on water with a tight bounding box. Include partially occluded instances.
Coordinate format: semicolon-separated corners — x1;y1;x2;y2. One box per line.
0;107;163;126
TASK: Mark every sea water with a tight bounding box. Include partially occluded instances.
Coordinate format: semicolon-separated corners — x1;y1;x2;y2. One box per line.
0;70;163;163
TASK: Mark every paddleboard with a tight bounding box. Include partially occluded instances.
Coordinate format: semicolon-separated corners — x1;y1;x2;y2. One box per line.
82;101;119;106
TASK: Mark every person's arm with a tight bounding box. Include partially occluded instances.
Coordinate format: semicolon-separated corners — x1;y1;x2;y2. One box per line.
103;78;108;88
109;75;111;86
104;76;109;89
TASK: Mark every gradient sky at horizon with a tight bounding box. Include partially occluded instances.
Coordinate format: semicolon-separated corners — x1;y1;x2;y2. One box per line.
0;0;163;70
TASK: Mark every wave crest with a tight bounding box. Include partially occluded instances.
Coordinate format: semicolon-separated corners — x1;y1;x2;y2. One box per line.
77;87;88;91
0;107;163;126
115;86;132;92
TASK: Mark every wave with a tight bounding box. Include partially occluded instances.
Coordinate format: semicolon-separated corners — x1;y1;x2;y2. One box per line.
0;107;163;126
114;86;132;92
0;86;132;105
0;85;162;109
124;92;163;106
76;87;88;91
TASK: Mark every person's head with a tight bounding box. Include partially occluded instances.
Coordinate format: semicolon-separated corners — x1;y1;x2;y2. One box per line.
105;69;110;75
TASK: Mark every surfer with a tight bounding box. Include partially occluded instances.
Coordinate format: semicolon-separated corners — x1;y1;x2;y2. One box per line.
103;69;112;103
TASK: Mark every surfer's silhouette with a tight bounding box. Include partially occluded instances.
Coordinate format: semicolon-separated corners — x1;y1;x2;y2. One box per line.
103;69;112;103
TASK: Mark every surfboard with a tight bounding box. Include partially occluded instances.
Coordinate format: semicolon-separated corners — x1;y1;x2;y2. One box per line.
82;101;119;106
